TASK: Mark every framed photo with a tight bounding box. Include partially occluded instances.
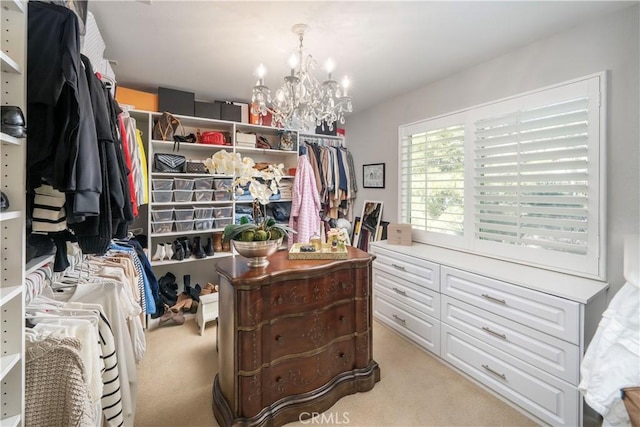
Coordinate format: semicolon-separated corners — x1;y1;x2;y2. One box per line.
363;163;385;188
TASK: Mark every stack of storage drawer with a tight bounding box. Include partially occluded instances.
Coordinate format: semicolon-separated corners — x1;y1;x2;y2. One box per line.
372;248;441;355
371;243;603;426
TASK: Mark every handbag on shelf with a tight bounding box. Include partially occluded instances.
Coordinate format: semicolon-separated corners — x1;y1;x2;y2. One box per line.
200;131;228;145
153;153;186;173
152;111;184;141
186;160;208;174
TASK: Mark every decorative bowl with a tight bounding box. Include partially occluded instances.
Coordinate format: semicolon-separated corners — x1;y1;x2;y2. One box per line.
231;237;283;267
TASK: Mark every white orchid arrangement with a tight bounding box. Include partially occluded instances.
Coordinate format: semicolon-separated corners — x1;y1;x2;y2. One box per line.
204;150;285;205
204;150;295;242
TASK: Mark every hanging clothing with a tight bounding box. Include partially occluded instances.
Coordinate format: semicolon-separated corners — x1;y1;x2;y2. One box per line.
25;335;96;427
288;155;322;247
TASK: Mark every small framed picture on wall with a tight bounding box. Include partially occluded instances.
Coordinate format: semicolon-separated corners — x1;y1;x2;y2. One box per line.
363;163;385;188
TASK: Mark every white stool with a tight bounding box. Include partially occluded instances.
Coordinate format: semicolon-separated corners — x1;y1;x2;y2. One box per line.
196;292;219;335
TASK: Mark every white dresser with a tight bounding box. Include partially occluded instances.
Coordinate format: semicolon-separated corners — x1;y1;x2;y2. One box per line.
371;241;609;426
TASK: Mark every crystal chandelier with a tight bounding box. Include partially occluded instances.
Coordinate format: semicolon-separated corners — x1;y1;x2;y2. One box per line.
251;23;352;131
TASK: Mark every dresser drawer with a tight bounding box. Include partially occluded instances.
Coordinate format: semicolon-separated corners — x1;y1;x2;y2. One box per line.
441;295;579;384
374;269;440;320
374;293;440;355
238;338;356;418
372;246;439;292
441;325;578;426
238;301;355;372
441;267;579;343
237;269;358;327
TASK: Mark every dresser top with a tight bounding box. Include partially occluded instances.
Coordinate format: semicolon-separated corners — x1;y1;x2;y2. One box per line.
371;241;608;304
216;246;373;286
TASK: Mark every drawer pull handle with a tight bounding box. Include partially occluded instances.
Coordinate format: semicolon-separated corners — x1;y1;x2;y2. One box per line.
392;287;407;296
392;314;406;324
481;293;506;305
482;364;506;380
339;315;346;323
275;335;283;342
391;263;406;271
481;327;507;340
339;352;346;359
276;377;284;384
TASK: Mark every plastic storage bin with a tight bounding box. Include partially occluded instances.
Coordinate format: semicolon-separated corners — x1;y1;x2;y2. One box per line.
151;221;173;234
151;209;173;222
213;190;232;201
194;189;214;202
194;219;214;231
174;208;195;221
213;179;232;191
174;177;194;191
213;207;232;218
175;219;194;232
194;177;213;190
173;190;193;202
194;207;213;219
152;179;173;191
215;218;232;228
152;190;172;203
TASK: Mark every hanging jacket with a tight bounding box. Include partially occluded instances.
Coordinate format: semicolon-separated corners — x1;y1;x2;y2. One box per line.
27;2;101;216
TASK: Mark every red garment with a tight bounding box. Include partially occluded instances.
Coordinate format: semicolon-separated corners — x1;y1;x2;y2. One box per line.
118;114;138;217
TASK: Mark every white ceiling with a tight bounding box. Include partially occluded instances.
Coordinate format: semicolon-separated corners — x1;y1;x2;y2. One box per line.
88;1;634;114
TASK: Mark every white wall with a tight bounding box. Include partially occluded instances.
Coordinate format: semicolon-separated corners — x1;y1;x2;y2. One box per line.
346;4;639;294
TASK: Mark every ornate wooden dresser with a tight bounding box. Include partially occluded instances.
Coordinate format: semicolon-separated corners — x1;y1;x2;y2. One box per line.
212;246;380;427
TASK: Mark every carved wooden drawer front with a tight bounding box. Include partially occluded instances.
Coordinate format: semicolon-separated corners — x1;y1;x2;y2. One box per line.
236;269;357;328
442;295;579;384
238;301;355;372
441;266;579;343
372;246;440;292
238;338;356;418
442;325;578;426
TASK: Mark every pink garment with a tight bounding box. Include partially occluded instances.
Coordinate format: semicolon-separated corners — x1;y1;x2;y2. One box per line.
289;155;322;247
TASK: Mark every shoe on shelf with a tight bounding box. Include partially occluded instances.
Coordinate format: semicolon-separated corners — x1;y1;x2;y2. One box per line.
201;283;217;295
0;192;8;212
164;242;174;260
179;237;192;258
1;106;26;138
171;240;184;261
204;237;214;257
152;243;166;261
158;272;178;290
192;236;206;259
188;283;202;303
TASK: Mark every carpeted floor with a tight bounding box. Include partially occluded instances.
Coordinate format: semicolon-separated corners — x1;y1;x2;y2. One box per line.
134;318;537;427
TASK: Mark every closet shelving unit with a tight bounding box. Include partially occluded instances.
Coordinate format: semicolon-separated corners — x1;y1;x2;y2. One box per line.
130;110;343;268
0;0;27;425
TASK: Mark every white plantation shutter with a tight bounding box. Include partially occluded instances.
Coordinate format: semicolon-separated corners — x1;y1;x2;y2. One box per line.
399;73;605;278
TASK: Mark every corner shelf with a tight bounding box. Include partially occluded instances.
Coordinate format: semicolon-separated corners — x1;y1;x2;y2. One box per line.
25;254;56;276
0;285;22;308
0;51;22;74
150;252;233;267
0;210;22;222
1;132;22;146
0;354;21;382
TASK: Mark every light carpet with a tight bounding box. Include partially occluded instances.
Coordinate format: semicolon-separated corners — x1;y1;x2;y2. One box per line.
134;318;537;427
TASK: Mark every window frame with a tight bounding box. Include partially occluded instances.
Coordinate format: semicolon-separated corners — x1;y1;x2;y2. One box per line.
398;72;606;280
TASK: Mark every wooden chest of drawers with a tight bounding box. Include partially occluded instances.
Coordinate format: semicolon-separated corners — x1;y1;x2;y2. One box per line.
213;247;380;427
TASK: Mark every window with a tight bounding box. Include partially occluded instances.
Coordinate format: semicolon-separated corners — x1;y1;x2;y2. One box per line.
399;73;605;278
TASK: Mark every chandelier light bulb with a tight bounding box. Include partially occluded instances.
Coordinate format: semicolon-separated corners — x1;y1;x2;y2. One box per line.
288;54;299;73
325;58;336;79
256;64;267;85
342;76;350;96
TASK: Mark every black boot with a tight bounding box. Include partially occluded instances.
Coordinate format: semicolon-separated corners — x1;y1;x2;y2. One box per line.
183;274;192;296
180;237;192;258
171;240;184;261
204;237;214;257
192;236;206;259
